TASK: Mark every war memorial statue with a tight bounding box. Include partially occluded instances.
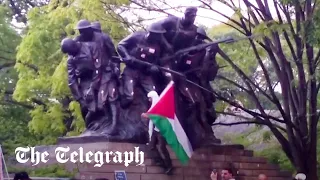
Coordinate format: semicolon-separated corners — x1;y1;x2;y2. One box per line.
59;7;222;147
150;6;221;147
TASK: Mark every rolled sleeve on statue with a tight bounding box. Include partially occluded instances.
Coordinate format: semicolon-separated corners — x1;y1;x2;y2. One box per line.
67;56;82;101
67;56;77;85
117;32;143;60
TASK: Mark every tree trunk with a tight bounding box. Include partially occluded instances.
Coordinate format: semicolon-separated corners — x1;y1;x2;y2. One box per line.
305;147;318;180
296;147;318;180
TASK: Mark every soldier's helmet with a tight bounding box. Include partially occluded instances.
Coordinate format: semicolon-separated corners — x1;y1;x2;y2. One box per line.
91;21;101;31
61;38;77;54
75;19;92;30
185;6;198;15
147;23;166;33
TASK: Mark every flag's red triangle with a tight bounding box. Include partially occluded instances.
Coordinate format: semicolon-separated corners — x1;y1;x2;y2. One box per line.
148;81;175;119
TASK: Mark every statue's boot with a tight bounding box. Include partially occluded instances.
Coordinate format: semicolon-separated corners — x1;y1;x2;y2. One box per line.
81;111;102;137
206;108;217;125
85;111;97;130
200;117;221;146
101;102;119;136
109;102;119;135
195;100;220;146
202;131;221;146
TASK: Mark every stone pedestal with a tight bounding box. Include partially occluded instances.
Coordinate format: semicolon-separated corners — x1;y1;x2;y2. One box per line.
14;142;292;180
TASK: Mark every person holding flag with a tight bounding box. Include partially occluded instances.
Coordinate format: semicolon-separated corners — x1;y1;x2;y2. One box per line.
141;81;194;168
142;91;173;175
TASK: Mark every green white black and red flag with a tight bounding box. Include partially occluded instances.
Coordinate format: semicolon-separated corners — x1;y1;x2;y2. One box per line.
146;81;193;164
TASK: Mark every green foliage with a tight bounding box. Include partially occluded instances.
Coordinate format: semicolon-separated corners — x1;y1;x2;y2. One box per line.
261;131;272;142
208;22;279;109
0;5;20;90
0;105;44;156
7;164;77;178
29;103;67;136
0;0;50;23
0;6;46;156
51;57;70;98
0;5;21;58
222;126;294;173
256;147;294;173
68;101;85;136
80;0;129;42
223;124;320;175
307;5;320;47
222;126;261;148
209;23;258;77
252;20;290;38
13;0;129;139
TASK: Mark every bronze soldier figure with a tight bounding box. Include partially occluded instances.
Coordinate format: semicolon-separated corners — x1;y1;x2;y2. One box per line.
91;21;121;81
146;7;200;94
116;23;167;108
153;8;221;146
156;7;198;53
74;19;120;135
61;38;100;130
197;28;219;125
142;91;173;175
91;21;102;32
189;27;220;144
172;27;210;148
91;21;121;82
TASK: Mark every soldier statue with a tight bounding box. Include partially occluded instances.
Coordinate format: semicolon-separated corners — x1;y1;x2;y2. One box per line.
191;27;220;144
197;28;219;125
116;23;168;108
142;91;173;175
72;19;120;135
151;7;220;147
61;38;102;131
156;6;198;54
91;20;121;83
91;21;102;32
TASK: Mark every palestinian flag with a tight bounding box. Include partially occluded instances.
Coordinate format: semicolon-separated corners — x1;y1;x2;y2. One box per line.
146;81;193;164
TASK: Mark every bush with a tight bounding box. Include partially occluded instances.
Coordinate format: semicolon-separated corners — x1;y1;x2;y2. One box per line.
7;164;77;178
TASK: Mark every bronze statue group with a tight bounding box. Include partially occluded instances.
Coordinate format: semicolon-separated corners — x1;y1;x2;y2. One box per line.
61;7;220;174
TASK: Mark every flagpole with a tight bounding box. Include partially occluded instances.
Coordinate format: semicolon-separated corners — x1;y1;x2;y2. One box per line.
0;145;10;180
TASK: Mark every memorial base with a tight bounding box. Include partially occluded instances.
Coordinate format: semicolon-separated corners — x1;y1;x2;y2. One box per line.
57;135;147;144
12;142;292;180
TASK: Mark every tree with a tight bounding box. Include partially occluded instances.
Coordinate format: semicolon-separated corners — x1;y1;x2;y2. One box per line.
0;5;50;155
0;0;49;24
0;104;44;155
211;1;320;179
5;0;320;178
208;21;280;110
207;1;320;179
122;0;320;179
13;0;129;140
0;4;46;109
